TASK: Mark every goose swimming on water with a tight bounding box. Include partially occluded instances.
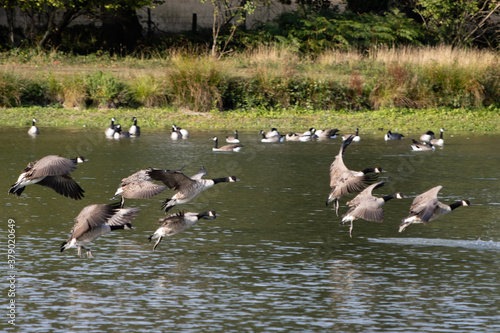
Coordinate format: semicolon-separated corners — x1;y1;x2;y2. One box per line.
129;117;141;136
28;118;40;135
430;128;445;146
148;210;218;251
342;128;360;142
9;155;87;200
60;202;140;258
105;117;117;137
212;136;243;152
147;166;239;213
226;130;240;143
384;130;404;141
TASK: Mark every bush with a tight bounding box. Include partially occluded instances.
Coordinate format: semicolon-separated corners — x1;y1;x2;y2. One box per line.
84;71;128;108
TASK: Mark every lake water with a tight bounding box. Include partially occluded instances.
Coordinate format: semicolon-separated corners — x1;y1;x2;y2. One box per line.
1;126;499;332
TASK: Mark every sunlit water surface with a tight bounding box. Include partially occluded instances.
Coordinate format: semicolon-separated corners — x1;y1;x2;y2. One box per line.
1;126;499;332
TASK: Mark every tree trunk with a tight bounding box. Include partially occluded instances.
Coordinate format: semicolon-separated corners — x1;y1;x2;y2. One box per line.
100;7;143;54
5;7;15;47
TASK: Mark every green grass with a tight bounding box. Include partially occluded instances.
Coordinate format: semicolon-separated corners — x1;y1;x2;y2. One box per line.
2;106;499;133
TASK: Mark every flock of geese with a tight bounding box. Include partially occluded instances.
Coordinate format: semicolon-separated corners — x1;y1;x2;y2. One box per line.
11;117;469;256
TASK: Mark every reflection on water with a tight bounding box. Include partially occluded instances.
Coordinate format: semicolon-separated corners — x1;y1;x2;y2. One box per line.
1;127;499;332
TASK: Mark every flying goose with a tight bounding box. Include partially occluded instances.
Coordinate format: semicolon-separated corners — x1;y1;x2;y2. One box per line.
147;166;239;213
313;128;340;140
105;117;117;137
212;136;243;152
148;210;219;251
28;118;40;135
259;130;284;143
430;128;445;146
399;186;470;233
173;124;189;138
411;139;435;151
341;180;404;237
342;128;360;142
384;130;404;141
129;117;141;136
419;130;435;142
113;125;130;139
226;130;240;143
326;135;383;216
113;169;167;207
9;155;87;200
60;202;140;258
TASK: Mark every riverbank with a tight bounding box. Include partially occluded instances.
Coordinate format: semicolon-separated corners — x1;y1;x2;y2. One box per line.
2;106;499;134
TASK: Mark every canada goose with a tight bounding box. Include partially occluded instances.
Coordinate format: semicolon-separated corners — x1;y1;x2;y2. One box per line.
341;180;404;237
384;130;404;141
342;128;360;142
259;130;284;143
60;202;140;258
226;130;240;143
129;117;141;136
147;167;239;213
212;136;243;152
259;128;280;138
9;155;87;200
113;125;130;139
171;126;183;140
105;117;117;137
148;210;218;251
113;169;167;207
399;185;470;233
313;128;340;140
420;130;435;142
28;118;40;135
326;135;383;216
285;132;311;142
173;124;189;138
430;128;445;146
411;139;435;151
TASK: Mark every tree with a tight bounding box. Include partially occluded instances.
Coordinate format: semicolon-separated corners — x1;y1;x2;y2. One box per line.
412;0;500;48
201;0;268;58
0;0;164;49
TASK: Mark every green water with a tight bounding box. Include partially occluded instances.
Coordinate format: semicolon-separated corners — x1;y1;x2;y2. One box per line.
1;126;499;332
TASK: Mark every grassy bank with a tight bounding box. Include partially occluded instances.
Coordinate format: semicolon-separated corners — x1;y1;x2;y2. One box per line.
0;45;499;112
2;106;499;134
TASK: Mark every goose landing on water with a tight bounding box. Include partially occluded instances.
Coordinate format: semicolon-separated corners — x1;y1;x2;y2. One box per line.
326;135;383;216
148;210;218;251
147;166;239;213
399;185;470;233
60;202;140;258
9;155;87;200
341;180;404;237
113;169;166;207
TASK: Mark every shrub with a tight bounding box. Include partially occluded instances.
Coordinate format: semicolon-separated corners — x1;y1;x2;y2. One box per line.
166;55;226;112
128;75;168;108
84;71;128;108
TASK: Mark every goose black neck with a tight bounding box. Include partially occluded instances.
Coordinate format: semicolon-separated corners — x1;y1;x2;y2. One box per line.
382;194;396;202
212;177;230;184
213;138;218;148
362;168;377;174
439;131;444;139
449;201;463;210
110;223;132;231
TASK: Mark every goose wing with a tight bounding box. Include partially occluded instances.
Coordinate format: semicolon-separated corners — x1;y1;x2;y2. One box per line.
120;181;166;199
329;135;354;187
347;199;385;222
37;174;85;200
148;169;195;190
346;181;386;207
191;167;207;180
29;155;77;178
409;186;442;223
70;203;119;239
